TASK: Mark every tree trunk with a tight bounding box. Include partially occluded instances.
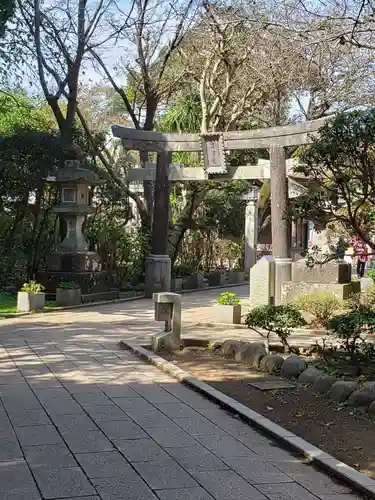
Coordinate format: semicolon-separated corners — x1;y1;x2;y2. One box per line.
168;187;208;266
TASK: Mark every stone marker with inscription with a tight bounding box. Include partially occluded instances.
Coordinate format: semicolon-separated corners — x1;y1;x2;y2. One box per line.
249;255;275;308
282;259;360;302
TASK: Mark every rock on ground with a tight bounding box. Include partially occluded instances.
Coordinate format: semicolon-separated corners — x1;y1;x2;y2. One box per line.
280;355;307;378
328;380;358;402
368;400;375;415
298;367;324;385
234;342;255;363
233;342;266;368
347;381;375;407
250;343;267;368
311;375;336;394
221;340;243;357
259;354;284;374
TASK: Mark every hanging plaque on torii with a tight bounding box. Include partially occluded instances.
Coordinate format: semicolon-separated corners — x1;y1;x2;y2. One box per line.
200;132;227;175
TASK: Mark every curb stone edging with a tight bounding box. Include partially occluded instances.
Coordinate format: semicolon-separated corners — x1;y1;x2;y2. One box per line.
0;294;145;319
178;281;248;294
122;340;375;499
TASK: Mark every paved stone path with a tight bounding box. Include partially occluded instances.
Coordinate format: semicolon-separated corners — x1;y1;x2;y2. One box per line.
0;337;365;499
0;285;323;347
0;286;365;499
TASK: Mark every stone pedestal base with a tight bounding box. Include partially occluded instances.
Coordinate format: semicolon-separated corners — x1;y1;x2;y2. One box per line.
47;251;101;272
282;280;361;303
274;258;292;305
39;250;116;297
145;254;171;298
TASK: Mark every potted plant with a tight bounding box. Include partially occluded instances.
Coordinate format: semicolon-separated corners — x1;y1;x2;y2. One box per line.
56;281;81;306
215;292;241;324
17;281;45;312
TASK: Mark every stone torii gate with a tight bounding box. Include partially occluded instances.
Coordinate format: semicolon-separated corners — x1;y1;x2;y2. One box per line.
112;119;327;301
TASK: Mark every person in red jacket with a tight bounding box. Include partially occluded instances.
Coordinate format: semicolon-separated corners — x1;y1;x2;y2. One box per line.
353;236;368;278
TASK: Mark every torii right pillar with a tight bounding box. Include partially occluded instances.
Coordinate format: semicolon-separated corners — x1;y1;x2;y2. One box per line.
270;145;292;305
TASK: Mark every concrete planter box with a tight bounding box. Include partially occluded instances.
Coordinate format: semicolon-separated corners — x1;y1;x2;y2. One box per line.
207;271;227;286
171;278;183;292
197;274;205;288
183;275;199;290
56;288;81;306
235;271;245;282
214;304;242;324
228;271;245;284
17;292;45;312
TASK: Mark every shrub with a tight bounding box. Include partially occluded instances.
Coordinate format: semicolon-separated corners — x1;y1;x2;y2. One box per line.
244;304;306;353
57;281;80;290
358;341;375;362
294;292;342;328
172;264;195;278
347;288;375;313
217;292;240;305
328;311;375;358
366;268;375;283
20;281;44;294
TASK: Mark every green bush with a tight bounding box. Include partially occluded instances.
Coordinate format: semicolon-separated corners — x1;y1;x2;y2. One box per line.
358;342;375;362
294;292;342;328
20;281;44;294
172;264;195;278
366;268;375;283
347;288;375;313
244;304;306;353
57;281;80;290
217;292;240;305
328;311;375;358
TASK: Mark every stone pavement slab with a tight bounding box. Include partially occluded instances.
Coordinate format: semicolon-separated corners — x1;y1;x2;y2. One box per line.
192;469;267;500
14;424;63;446
97;419;149;439
156;487;215;500
32;466;97;499
114;438;171;462
133;459;199;490
76;451;134;478
0;436;23;461
6;407;51;427
0;304;367;500
165;444;229;472
62;429;115;453
23;443;76;468
83;403;130;422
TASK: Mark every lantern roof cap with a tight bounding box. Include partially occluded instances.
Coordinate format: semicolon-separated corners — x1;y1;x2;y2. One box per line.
46;160;104;185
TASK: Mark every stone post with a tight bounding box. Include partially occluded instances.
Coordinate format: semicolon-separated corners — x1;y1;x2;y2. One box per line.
244;196;258;273
145;152;172;298
270;145;292;305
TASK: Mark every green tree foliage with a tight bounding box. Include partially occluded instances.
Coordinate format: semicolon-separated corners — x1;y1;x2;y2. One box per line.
0;90;55;135
245;304;306;353
0;0;14;34
289;110;375;250
0;90;106;284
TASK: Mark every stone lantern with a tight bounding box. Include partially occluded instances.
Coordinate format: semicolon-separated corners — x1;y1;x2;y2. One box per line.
39;160;118;300
49;160;100;254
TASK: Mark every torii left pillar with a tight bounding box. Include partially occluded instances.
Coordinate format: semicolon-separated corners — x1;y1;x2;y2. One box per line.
145;152;172;298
